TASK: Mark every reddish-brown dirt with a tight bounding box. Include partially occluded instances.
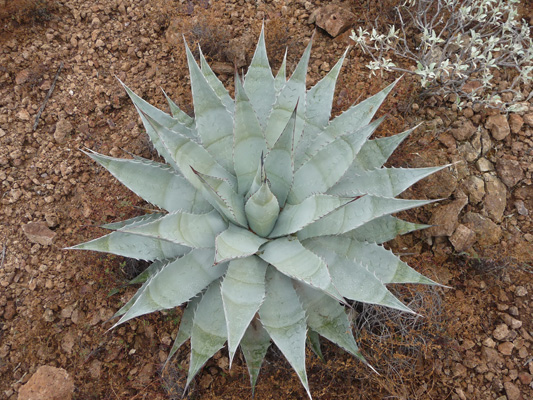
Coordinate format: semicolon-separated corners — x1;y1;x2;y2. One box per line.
1;1;532;399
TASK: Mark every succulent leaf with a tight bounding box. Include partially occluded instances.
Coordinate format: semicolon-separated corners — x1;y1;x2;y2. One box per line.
288;117;384;204
233;74;268;195
346;215;430;244
245;180;280;237
269;194;353;238
85;150;212;213
302;78;400;160
119;79;197;140
118;210;227;248
329;165;450;197
160;88;195;128
240;319;271;394
307;236;438;285
199;47;235;113
165;295;201;367
188;282;227;387
185;43;235;172
215;225;268;263
244;25;275;129
128;259;167;285
305;241;413;313
68;231;188;261
192;170;248;227
295;282;365;361
264;104;296;206
263;36;312;147
298;195;436;240
259;237;341;301
307;330;324;361
295;48;349;168
259;267;311;399
100;213;164;231
274;48;288;93
140;111;237;189
221;256;267;364
352;127;413;171
113;248;225;327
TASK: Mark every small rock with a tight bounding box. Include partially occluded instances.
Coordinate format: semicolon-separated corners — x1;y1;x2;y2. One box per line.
427;197;468;237
17;109;31;121
43;308;54;322
503;381;521;400
89;360;102;379
18;366;74;400
485;114;510;140
4;301;16;320
45;212;59;228
458;142;480;162
61;331;75;354
523;113;533;126
514;200;528;216
480;129;492;156
476;157;494;172
22;221;56;246
502;314;523;329
463;212;502;246
15;69;32;85
515;286;527;297
493;324;509;341
509;114;524;133
462;175;485;204
451;119;477;141
54;119;73;144
313;5;356;37
438;132;456;149
497;341;514;355
496;159;524;188
481;346;504;366
518;372;532;385
138;363;154;384
483;175;507;222
450;224;476;252
483;337;496;348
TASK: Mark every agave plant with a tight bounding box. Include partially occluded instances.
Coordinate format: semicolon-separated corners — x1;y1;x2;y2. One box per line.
70;27;445;398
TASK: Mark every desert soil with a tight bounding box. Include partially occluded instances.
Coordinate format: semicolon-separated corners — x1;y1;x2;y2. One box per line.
0;0;532;399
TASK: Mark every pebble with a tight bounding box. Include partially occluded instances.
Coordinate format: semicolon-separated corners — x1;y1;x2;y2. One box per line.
493;324;509;341
497;341;514;355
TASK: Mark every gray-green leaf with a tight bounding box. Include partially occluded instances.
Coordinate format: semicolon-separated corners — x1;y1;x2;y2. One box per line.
221;257;267;364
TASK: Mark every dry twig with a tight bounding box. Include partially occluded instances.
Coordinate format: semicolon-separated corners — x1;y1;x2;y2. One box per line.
33;61;63;131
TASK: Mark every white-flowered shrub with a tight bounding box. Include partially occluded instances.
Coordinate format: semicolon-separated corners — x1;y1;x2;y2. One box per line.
351;0;533;109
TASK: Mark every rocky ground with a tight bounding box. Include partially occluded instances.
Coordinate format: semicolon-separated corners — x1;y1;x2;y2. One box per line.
0;0;532;399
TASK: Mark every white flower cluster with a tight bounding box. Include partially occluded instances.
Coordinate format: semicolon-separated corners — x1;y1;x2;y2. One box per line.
350;0;533;109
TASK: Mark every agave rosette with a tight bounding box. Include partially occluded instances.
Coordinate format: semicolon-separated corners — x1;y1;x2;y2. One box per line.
71;27;445;398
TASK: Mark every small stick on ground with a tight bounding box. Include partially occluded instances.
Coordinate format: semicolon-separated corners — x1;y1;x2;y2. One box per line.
0;242;5;269
33;61;64;131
